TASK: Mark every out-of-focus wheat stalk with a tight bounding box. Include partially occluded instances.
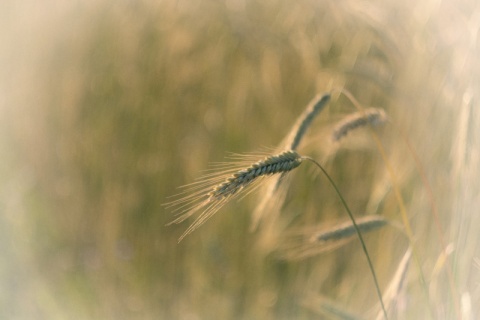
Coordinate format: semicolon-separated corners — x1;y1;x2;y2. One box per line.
331;108;387;142
374;248;412;320
302;293;363;320
279;215;389;260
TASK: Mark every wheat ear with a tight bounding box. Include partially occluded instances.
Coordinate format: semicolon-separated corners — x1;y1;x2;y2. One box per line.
287;93;331;150
332;108;387;142
250;93;330;231
280;215;388;259
209;150;302;199
311;215;387;242
166;150;303;242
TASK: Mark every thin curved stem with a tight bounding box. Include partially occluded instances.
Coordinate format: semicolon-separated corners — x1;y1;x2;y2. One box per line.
302;156;388;320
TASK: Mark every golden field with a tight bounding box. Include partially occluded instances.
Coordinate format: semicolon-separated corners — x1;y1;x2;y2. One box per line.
1;0;479;319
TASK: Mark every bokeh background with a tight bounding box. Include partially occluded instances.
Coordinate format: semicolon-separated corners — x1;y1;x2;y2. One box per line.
1;0;479;319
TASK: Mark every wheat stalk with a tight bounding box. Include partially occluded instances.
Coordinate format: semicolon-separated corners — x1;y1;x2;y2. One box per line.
280;215;388;259
166;96;387;318
332;108;387;142
311;215;388;242
302;293;363;320
374;248;412;320
303;157;388;319
166;150;303;242
287;93;331;150
209;150;303;199
251;93;330;231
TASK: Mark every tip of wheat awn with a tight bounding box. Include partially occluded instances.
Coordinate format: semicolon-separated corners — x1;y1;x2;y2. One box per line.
165;150;304;242
332;108;387;142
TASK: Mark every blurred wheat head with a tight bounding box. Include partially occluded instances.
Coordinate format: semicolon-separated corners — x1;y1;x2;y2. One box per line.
1;0;479;319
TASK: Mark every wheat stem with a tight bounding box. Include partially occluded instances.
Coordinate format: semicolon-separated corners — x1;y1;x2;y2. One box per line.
375;248;412;320
302;156;388;320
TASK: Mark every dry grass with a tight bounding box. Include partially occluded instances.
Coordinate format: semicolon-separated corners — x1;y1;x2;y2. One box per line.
1;0;479;319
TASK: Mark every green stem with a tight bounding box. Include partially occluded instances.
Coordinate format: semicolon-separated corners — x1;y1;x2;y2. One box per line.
303;156;388;320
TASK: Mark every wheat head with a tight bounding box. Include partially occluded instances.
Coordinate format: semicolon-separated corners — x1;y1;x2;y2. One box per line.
166;150;303;241
332;108;387;142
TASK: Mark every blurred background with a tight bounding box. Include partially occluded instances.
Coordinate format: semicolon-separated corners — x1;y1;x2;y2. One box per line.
1;0;479;319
